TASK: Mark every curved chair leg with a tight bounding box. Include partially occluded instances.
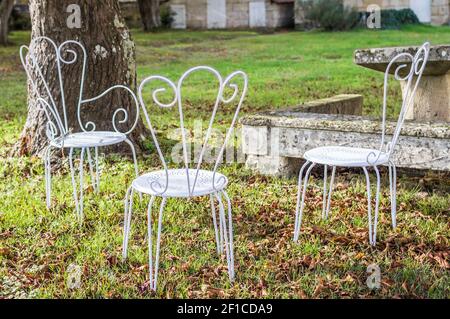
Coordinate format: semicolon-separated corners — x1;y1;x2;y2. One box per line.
95;147;100;192
44;145;52;209
148;197;166;291
69;148;80;218
321;165;336;220
86;148;98;193
293;161;311;241
216;192;234;282
78;148;86;221
215;193;229;265
388;160;397;229
322;165;328;219
124;138;140;200
362;167;374;245
210;194;222;255
325;166;336;220
122;186;135;261
124;138;139;180
294;162;316;242
222;190;235;280
218;200;224;251
373;166;381;245
69;147;86;222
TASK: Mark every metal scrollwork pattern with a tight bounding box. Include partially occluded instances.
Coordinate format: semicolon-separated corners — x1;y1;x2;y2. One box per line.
212;71;248;192
366;42;430;165
20;37;141;220
81;84;140;135
138;75;178;195
20;37;139;142
138;66;248;196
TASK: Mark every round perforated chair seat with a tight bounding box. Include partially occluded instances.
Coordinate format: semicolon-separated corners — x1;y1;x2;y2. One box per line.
50;131;127;148
304;146;389;167
132;169;228;197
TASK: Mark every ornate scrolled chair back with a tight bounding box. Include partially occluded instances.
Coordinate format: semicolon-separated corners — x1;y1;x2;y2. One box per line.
20;37;140;143
20;37;87;143
138;66;248;196
367;42;430;165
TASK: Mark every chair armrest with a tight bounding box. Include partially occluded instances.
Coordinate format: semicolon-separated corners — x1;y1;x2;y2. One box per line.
79;85;140;135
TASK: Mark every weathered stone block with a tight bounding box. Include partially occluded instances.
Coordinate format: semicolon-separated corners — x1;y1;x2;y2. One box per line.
242;126;268;155
294;94;363;115
355;44;450;122
402;74;450;122
241;111;450;176
246;154;301;177
354;45;450;76
261;94;363;118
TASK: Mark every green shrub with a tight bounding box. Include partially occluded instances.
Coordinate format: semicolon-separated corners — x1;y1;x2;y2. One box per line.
297;0;360;31
160;5;175;29
380;9;420;29
9;6;31;31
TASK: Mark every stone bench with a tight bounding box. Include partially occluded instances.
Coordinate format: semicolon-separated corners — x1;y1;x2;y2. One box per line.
282;94;363;115
241;103;450;176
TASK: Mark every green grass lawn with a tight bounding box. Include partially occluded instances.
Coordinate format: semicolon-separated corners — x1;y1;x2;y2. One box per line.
0;26;449;298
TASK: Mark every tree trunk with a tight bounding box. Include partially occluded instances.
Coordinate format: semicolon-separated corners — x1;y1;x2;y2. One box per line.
137;0;161;31
16;0;146;157
0;0;15;46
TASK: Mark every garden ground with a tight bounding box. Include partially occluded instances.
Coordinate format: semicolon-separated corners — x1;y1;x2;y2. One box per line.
0;26;449;298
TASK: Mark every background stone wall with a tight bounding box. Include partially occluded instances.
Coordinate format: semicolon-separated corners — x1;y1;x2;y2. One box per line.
343;0;410;10
343;0;450;25
119;0;142;29
431;0;450;25
168;0;294;29
170;0;207;28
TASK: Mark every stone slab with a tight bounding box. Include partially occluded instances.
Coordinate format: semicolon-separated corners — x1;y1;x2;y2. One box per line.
288;94;362;115
241;113;450;139
355;45;450;122
241;112;450;175
354;45;450;76
402;73;450;122
255;94;363;120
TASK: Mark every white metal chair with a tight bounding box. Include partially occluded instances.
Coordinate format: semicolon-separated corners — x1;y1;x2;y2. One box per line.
20;37;140;221
293;42;430;246
122;66;248;291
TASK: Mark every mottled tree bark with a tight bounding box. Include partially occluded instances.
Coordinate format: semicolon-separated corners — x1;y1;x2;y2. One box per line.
137;0;161;31
0;0;15;45
16;0;145;156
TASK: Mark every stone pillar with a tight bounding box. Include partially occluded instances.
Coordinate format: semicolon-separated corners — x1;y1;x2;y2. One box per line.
403;73;450;121
355;45;450;123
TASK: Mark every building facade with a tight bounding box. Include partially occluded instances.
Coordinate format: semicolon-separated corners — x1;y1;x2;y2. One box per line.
343;0;450;25
167;0;294;29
